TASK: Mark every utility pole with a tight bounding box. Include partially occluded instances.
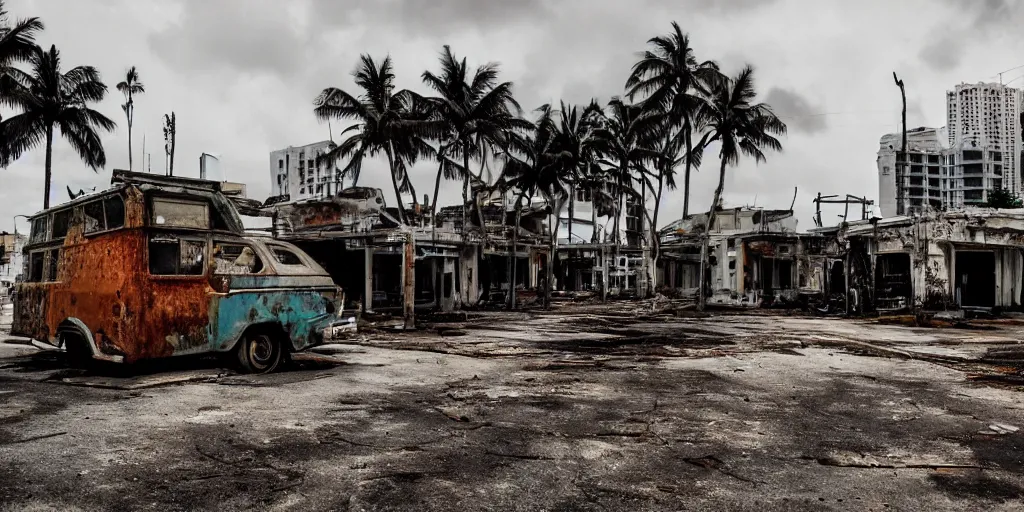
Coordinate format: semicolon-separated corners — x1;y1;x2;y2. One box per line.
893;72;907;216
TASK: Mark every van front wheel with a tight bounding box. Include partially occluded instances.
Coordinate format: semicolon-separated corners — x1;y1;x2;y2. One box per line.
236;332;283;374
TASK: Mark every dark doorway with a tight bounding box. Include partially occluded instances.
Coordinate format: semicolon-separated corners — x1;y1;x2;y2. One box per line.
875;253;912;309
957;251;996;308
829;260;846;294
778;260;793;289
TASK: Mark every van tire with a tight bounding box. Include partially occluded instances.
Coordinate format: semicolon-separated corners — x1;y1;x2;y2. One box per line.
235;331;283;374
62;332;92;370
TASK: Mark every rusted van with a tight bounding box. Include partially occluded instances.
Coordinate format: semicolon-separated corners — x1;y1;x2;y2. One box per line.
11;171;342;373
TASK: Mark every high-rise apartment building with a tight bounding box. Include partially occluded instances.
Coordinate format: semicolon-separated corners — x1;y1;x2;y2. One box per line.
877;127;947;217
946;82;1022;194
268;141;342;201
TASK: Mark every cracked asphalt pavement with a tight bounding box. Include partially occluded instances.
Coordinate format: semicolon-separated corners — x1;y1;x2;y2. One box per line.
1;304;1023;511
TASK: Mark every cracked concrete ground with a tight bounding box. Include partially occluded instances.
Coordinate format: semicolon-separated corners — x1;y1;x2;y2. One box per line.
1;304;1023;511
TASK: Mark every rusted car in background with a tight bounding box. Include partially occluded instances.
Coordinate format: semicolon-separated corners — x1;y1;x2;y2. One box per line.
11;171;342;373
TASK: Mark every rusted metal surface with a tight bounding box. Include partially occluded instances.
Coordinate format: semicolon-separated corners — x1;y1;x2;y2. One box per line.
13;178;340;364
274;188;387;234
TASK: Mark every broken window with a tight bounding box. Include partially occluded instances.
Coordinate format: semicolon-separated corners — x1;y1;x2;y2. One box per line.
149;235;206;276
46;249;59;282
270;246;305;266
151;198;209;229
30;217;48;244
51;210;71;239
104;196;125;229
28;252;44;282
214;243;264;275
83;195;125;234
83;200;105;233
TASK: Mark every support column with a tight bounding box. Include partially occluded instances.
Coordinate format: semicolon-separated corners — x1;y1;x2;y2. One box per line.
403;232;416;329
364;245;373;313
600;245;608;302
736;241;746;297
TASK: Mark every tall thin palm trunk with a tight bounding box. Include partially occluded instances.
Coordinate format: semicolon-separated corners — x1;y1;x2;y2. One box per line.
127;116;133;171
385;145;407;225
698;155;728;311
43;124;53;209
683;122;693;218
430;155;445;241
507;189;527;309
568;182;574;244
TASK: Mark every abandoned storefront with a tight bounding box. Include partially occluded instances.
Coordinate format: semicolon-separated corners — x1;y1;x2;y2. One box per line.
819;211;1024;312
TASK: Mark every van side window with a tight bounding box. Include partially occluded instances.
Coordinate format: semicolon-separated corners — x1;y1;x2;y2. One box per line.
51;210;71;239
30;217;48;243
152;198;209;229
270;247;305;266
104;196;125;229
149;235;206;276
84;201;105;233
46;249;60;281
28;252;44;282
214;243;264;275
84;196;126;234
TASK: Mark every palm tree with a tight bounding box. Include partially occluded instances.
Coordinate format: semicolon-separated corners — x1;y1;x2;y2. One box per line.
626;21;719;218
696;66;787;309
0;44;116;209
314;55;438;225
498;107;568;308
590;98;663;296
116;66;144;171
550;100;603;246
0;0;41;135
591;98;663;246
421;45;524;241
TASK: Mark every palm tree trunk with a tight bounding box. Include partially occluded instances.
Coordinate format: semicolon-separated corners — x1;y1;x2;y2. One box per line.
43;124;53;209
385;145;407;225
568;182;574;244
698;156;729;311
507;189;527;309
430;156;444;242
613;167;625;295
591;186;598;243
683;123;693;218
462;143;470;241
127;116;133;171
650;167;665;298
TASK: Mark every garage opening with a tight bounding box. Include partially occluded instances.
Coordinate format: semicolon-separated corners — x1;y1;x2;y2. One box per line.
956;251;996;308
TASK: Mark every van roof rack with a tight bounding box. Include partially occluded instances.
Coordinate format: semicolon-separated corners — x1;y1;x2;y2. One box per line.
111;170;222;192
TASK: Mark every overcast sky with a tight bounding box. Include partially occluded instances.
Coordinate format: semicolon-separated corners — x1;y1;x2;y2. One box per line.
1;0;1021;233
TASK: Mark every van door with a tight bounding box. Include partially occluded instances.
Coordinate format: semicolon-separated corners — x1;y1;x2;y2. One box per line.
144;232;212;358
208;240;269;352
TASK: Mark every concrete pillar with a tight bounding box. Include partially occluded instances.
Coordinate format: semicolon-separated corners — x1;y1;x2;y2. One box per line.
363;245;373;313
736;242;746;296
403;232;415;329
600;245;608;302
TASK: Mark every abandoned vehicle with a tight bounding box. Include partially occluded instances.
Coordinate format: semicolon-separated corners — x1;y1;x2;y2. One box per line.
11;171;343;373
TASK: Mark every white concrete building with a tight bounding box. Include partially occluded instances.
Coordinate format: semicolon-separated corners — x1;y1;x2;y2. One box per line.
946;82;1022;195
1;231;26;290
878;127;948;217
269;141;343;201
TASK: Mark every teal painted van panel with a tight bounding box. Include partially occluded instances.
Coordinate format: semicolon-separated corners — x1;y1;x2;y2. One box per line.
209;286;336;352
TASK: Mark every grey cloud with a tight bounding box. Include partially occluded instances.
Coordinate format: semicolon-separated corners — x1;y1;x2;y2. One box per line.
918;38;964;72
308;0;548;35
763;87;826;134
148;0;308;76
919;0;1023;71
